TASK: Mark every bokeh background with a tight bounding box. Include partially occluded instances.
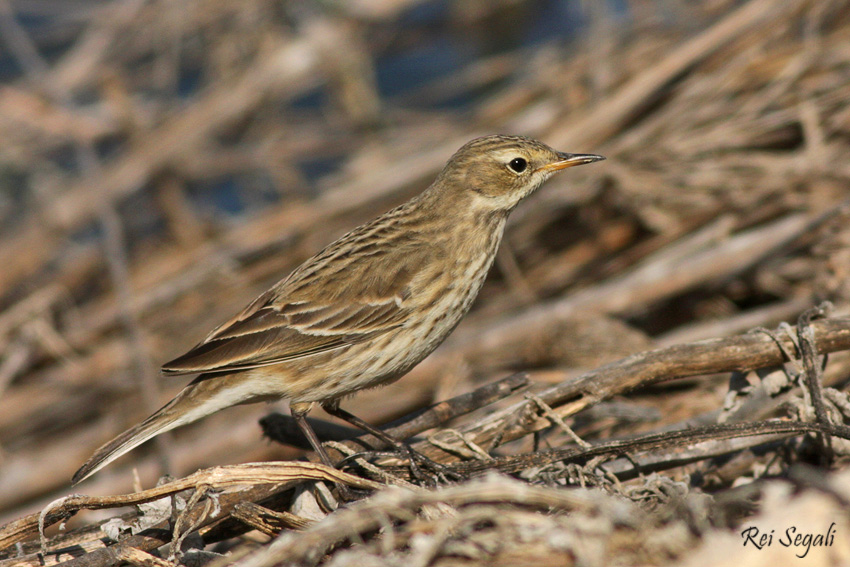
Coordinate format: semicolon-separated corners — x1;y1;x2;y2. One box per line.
2;0;850;539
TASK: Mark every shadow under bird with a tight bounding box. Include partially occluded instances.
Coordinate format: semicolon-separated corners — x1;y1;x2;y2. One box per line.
73;135;604;484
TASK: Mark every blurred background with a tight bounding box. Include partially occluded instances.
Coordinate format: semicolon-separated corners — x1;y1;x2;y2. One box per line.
2;0;850;526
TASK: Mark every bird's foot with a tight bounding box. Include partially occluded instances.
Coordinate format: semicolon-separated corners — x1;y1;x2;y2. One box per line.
398;444;462;483
338;444;461;485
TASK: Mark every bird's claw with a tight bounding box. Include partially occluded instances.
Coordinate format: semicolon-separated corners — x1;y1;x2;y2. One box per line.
336;445;461;484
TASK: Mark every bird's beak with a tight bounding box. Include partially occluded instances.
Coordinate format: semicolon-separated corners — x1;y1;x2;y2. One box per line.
539;153;606;173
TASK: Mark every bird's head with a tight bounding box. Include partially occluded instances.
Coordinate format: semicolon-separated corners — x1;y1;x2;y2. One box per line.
436;135;604;213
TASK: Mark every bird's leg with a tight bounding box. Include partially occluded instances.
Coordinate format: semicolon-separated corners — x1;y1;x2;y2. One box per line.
321;401;457;482
290;402;355;501
290;402;336;468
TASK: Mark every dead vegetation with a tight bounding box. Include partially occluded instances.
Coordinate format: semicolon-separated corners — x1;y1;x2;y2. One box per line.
2;0;850;565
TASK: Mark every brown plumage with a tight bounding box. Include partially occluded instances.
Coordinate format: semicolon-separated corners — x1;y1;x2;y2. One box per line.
72;135;604;484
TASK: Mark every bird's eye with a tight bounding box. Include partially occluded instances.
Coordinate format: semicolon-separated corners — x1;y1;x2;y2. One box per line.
508;157;528;173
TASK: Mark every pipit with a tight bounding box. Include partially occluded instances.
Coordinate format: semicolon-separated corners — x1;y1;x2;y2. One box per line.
73;135;604;484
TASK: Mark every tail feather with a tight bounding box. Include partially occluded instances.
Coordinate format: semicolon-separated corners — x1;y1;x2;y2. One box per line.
72;405;180;484
72;377;245;484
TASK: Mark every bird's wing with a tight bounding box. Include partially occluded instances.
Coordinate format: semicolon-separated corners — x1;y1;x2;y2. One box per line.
161;232;434;375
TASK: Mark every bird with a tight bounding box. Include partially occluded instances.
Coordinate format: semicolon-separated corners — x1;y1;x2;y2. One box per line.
72;135;604;484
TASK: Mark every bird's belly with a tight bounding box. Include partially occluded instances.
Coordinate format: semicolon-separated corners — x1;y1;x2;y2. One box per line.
283;251;495;403
381;247;495;375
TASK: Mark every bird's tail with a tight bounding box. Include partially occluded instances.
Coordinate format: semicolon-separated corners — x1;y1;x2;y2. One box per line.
72;376;244;484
